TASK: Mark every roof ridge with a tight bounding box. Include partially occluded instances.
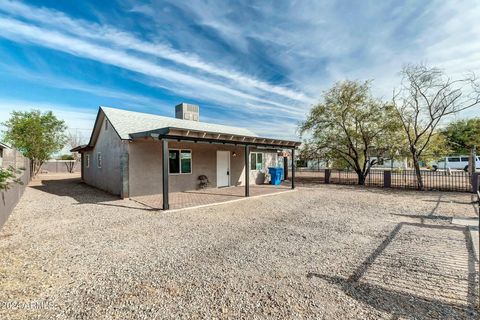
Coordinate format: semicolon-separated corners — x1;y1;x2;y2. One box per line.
100;105;259;133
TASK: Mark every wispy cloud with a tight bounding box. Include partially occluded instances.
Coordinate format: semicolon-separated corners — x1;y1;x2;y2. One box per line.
0;98;95;134
0;1;312;104
0;0;478;143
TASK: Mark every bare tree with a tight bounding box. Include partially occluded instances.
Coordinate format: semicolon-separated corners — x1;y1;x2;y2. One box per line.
59;154;76;173
393;64;480;189
67;131;85;172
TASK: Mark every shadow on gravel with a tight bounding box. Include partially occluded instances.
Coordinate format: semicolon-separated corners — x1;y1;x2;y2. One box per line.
390;213;452;221
307;222;479;319
30;177;157;212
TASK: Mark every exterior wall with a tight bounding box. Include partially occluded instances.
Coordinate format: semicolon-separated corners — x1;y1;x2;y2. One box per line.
371;157;408;169
128;140;278;197
39;160;81;173
1;148;26;169
128;140;162;197
0;149;30;230
248;149;278;184
83;117;127;196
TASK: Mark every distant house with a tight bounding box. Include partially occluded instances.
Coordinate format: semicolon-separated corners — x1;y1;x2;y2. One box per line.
72;104;300;209
370;156;408;169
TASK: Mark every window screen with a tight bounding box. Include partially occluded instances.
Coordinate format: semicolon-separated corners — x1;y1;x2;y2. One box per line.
169;150;191;174
250;153;256;170
180;150;192;173
256;153;263;170
250;152;264;170
169;150;180;173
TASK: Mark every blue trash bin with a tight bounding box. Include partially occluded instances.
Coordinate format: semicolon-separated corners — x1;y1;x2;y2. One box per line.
268;167;282;185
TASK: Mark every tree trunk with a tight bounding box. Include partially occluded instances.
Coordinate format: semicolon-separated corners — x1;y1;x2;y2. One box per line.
64;161;76;173
357;171;366;185
412;153;424;190
32;159;43;177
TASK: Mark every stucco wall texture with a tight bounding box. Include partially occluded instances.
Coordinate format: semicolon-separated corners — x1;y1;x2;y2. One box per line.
82;117;279;198
128;141;278;197
83;117;128;196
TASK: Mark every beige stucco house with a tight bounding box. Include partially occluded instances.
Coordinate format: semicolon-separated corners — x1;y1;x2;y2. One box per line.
73;104;300;209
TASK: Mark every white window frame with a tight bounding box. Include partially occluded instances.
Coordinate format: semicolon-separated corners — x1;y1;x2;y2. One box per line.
168;149;192;175
97;152;102;168
85;154;90;168
250;152;264;171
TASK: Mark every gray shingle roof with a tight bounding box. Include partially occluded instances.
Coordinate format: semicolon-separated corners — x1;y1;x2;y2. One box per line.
101;106;258;139
0;142;11;149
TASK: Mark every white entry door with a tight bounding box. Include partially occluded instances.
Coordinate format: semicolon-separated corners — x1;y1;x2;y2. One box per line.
216;151;230;187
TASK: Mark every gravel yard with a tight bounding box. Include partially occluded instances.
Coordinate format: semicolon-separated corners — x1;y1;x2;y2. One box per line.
0;174;478;319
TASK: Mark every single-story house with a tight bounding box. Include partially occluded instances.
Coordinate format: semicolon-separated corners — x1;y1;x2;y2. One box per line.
72;104;300;209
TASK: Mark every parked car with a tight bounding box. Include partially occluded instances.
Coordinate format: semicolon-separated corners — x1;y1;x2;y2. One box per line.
433;156;480;171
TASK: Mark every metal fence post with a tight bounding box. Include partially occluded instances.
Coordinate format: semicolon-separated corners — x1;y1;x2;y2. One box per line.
384;170;391;188
325;169;331;184
472;172;480;193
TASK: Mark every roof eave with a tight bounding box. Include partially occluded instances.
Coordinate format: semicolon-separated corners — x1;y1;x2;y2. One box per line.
70;145;93;152
129;127;301;148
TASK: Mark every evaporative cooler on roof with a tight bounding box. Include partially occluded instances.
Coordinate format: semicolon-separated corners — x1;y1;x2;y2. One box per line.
175;103;199;121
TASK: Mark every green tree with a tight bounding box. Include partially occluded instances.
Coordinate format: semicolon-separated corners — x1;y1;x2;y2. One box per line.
0;166;24;191
419;132;451;165
441;118;480;154
298;141;332;168
299;80;402;185
393;64;480;189
2;110;67;176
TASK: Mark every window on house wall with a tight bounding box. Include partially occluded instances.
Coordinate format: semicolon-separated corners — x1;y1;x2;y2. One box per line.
97;152;102;168
85;154;90;168
250;152;263;170
105;119;108;130
169;149;192;174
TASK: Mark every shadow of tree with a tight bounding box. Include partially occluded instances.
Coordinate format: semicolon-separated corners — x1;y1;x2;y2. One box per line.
307;273;476;318
307;221;478;318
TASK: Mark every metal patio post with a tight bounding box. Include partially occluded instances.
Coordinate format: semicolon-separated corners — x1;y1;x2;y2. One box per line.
291;148;295;189
245;145;250;197
162;139;169;210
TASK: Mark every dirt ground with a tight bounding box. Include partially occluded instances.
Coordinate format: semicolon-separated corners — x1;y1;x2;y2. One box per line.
0;173;478;319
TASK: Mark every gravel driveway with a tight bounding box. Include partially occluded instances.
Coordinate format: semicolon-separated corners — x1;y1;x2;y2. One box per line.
0;174;478;319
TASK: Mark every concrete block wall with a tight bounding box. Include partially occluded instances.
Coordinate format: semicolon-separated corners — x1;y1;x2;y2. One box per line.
0;150;30;230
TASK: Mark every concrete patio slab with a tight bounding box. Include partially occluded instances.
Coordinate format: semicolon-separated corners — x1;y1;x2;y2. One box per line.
132;184;293;210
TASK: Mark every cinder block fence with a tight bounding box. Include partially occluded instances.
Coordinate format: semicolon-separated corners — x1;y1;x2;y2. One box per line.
0;148;31;230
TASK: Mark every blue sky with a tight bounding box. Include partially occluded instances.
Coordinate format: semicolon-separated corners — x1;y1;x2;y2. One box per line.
0;0;479;142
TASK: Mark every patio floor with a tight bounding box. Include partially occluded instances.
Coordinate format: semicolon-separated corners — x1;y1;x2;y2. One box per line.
133;184;292;210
